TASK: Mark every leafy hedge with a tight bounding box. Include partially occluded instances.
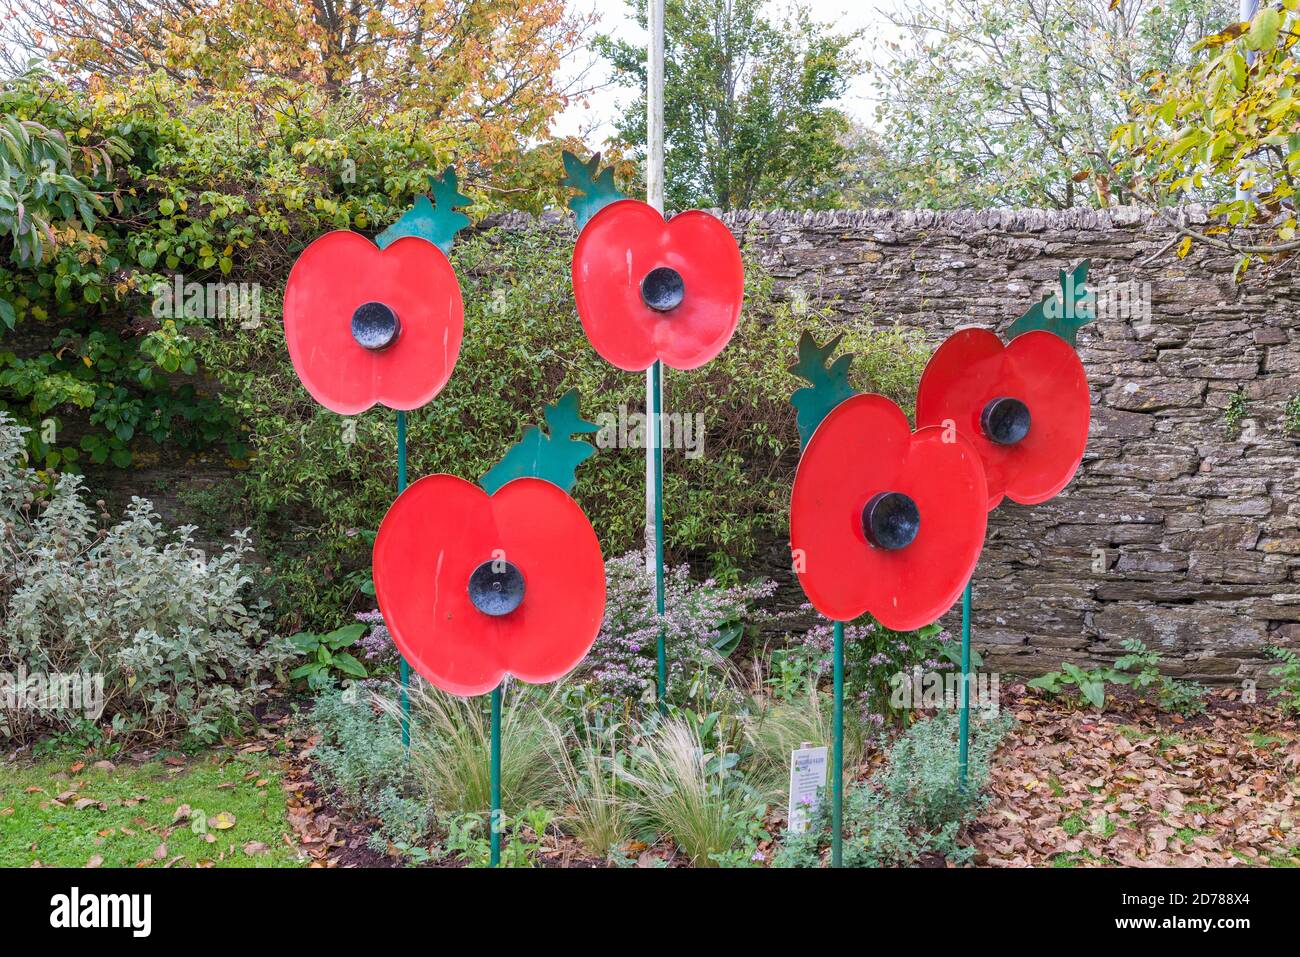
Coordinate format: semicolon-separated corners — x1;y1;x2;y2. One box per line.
0;70;555;472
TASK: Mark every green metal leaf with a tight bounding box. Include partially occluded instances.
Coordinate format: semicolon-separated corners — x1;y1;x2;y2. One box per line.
1006;260;1094;347
375;167;472;254
789;331;857;450
562;150;624;231
480;388;599;495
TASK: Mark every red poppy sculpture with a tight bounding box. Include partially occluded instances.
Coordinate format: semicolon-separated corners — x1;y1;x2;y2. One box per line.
790;387;988;632
564;152;743;370
371;390;606;697
915;265;1093;510
281;170;470;415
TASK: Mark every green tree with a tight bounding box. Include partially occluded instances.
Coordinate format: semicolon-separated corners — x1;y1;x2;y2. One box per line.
598;0;862;210
874;0;1232;208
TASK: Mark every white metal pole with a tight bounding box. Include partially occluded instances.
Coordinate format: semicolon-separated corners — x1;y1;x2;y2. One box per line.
1237;0;1260;201
1241;0;1260;59
645;0;665;567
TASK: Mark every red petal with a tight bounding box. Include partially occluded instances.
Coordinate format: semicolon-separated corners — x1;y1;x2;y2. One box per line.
372;475;604;697
790;394;987;630
283;231;463;414
572;200;743;371
916;328;1090;509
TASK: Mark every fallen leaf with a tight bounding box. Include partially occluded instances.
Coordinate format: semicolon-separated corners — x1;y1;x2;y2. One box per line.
208;811;236;830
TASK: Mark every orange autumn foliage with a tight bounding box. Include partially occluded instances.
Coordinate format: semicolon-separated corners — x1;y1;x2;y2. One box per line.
3;0;596;161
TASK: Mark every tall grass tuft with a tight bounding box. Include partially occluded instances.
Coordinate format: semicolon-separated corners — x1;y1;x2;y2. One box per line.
376;679;563;816
620;717;753;867
550;724;632;859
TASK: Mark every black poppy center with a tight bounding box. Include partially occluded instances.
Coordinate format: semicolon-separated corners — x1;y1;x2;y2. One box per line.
468;560;526;616
980;396;1031;446
351;301;401;351
640;266;685;312
862;492;921;551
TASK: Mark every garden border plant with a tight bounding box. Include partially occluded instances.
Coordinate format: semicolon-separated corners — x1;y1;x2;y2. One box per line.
0;413;294;745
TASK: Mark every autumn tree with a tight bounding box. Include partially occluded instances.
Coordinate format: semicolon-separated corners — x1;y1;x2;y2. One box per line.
1;0;596;158
1111;1;1300;276
597;0;862;211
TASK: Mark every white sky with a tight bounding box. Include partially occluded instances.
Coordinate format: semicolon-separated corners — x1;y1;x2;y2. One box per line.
552;0;911;146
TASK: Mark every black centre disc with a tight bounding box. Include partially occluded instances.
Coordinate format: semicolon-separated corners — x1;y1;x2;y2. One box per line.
980;396;1031;445
640;266;685;312
862;492;921;550
351;301;401;351
467;560;526;616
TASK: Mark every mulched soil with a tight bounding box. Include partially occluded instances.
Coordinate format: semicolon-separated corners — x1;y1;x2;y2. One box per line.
969;684;1300;867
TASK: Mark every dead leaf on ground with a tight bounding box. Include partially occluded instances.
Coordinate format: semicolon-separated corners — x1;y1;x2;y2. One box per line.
208;811;236;830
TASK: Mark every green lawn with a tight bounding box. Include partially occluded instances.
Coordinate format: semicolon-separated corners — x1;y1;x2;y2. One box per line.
0;749;302;868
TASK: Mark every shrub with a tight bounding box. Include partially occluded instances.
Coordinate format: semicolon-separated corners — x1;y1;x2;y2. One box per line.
0;413;293;743
0;68;571;476
582;551;790;711
775;709;1012;867
356;609;399;670
1267;646;1300;716
876;708;1011;833
784;616;963;727
311;686;438;850
4;72;932;636
310;686;412;811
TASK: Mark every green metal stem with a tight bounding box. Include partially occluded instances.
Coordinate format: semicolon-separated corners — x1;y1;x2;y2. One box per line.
832;619;844;868
397;410;410;751
490;684;502;867
651;360;666;713
959;578;972;791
